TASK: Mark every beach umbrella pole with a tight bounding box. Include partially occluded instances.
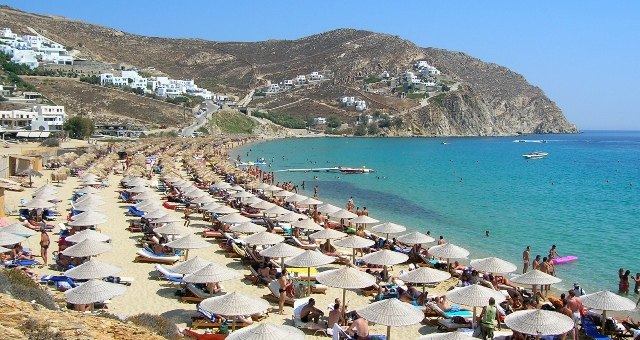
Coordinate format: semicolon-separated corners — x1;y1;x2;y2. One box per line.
602;310;607;330
386;325;391;340
342;288;347;326
352;248;356;265
307;267;311;296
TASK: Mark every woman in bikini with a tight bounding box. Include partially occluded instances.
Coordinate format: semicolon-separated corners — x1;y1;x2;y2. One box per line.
40;228;50;266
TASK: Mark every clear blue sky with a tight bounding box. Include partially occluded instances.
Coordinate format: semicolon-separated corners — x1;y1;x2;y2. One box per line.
4;0;640;130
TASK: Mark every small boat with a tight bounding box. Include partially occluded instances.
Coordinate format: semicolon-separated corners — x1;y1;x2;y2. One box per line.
333;166;375;174
441;142;449;145
551;255;578;264
522;151;548;159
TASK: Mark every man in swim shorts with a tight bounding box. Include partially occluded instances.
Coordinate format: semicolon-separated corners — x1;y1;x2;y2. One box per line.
522;246;530;274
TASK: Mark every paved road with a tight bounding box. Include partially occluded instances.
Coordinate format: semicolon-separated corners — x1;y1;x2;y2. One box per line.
181;100;218;136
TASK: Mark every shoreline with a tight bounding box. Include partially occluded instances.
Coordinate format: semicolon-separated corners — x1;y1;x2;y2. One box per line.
227;135;640;319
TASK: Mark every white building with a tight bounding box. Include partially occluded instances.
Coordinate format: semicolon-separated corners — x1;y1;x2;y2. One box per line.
29;105;66;131
339;96;367;111
309;72;324;81
415;60;441;76
0;29;73;67
266;84;281;94
313;117;327;125
355;100;367;111
295;75;306;84
404;71;420;84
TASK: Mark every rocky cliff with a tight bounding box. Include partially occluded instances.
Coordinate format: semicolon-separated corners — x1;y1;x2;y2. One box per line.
0;6;577;135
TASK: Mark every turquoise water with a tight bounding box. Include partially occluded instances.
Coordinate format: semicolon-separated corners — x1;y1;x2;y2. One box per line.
232;131;640;294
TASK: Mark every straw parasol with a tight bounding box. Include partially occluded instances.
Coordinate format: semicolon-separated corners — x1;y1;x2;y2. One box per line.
218;213;251;224
243;231;284;246
69;211;107;226
333;235;375;264
201;202;222;211
213;181;232;189
511;269;561;304
34;184;57;194
19;168;42;187
165;234;211;259
579;290;637;329
418;331;475;340
291;218;323;231
350;215;380;225
256;182;271;190
362;249;408;280
298;197;323;206
371;222;406;241
284;194;307;203
143;209;167;220
328;209;357;223
183;263;242;295
505;309;574;337
399;267;452;294
65;279;126;306
24;198;54;209
226;323;305;340
397;231;435;245
64;258;121;280
272;190;294;198
210;205;238;214
259;243;304;267
316;268;375;324
154;214;183;224
171;256;211;275
128;186;150;193
310;228;347;240
285;250;335;295
250;200;276;210
470;257;518;274
2;223;37;237
357;298;424;339
263;205;290;215
0;231;26;246
65;229;111;243
243;196;263;205
191;195;216;204
77;186;100;195
277;211;308;223
74;194;105;204
230;221;265;234
199;292;270;330
154;222;192;236
130;191;156;200
445;284;506;327
62;238;112;257
427;243;470;269
232;191;254;199
317;204;341;215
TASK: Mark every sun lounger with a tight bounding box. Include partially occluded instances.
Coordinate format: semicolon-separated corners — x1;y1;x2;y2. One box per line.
181;283;223;303
134;249;179;264
190;304;251;329
40;275;77;290
289;237;319;250
292;279;328;294
292;300;329;336
3;259;39;267
582;316;613;340
202;229;223;238
155;264;184;283
436;318;472;331
127;206;145;217
263;280;296;306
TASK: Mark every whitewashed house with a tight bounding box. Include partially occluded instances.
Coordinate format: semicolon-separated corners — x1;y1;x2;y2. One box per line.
266;84;281;94
313;117;327;125
309;72;324;81
30;105;66;131
294;75;306;84
340;96;356;106
355;100;367;111
283;79;294;89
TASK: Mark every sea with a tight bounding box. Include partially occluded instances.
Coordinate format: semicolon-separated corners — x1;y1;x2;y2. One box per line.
231;131;640;295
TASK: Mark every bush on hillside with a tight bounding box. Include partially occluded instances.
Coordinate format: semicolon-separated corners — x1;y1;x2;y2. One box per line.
127;313;179;339
40;138;60;147
22;318;65;340
0;269;58;310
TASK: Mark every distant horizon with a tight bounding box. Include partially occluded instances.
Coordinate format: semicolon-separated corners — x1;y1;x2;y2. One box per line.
2;1;639;130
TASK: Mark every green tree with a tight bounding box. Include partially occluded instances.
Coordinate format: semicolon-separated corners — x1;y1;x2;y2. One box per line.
367;123;379;135
392;116;403;129
354;124;367;136
63;116;95;139
327;115;341;128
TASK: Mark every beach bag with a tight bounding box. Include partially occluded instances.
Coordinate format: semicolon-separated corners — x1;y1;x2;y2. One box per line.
218;321;229;334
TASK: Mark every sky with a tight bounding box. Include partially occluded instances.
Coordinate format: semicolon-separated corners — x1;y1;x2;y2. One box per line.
3;1;640;130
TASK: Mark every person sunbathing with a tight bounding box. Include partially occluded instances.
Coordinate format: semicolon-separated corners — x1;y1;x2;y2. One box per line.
205;282;222;294
257;263;273;284
400;284;427;305
12;244;33;260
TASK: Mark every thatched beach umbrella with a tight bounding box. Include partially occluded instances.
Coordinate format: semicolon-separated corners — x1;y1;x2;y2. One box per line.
310;227;346;253
511;269;562;304
285;250;335;295
230;221;265;234
505;309;574;337
164;234;210;259
2;223;37;237
75;193;104;205
316;267;376;323
399;266;452;294
210;205;238;214
427;243;470;270
356;298;425;340
397;231;434;245
183;263;242;296
317;204;341;215
201;202;222;211
470;257;517;274
259;242;304;268
227;323;305;340
362;249;408;280
334;235;375;264
34;184;57;195
77;186;100;195
284;194;307;203
19;168;42;187
579;290;637;329
272;190;294;198
277;211;308;223
232;191;254;199
65;229;111;243
298;197;323;207
154;222;192;236
130;191;156;200
64;258;121;280
128;186;151;193
171;256;211;275
243;231;284;246
191;195;215;204
65;279;126;307
143;209;167;220
350;215;379;226
263;205;290;216
199;292;270;330
445;284;506;327
291;218;323;231
69;211;108;227
371;222;406;241
218;213;251;224
62;238;112;257
0;231;26;246
154;214;183;224
24;198;54;210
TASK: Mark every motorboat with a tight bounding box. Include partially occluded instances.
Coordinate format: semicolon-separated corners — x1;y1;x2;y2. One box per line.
522;151;548;159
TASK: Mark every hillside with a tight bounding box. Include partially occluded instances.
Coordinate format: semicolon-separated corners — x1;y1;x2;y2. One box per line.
22;77;187;128
0;6;577;136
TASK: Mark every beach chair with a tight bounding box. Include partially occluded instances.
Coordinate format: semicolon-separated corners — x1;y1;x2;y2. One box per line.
288;237;320;250
127;206;145;217
331;323;353;340
134;249;179;264
423;302;473;330
292;278;328;294
582;316;613;340
180;283;223;303
181;328;227;340
263;280;296;306
155;264;184;283
202;229;223;238
292;300;329;336
190;304;251;329
3;259;39;268
40;275;78;290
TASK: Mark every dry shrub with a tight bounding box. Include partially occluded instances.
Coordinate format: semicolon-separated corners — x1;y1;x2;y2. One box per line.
127;313;180;339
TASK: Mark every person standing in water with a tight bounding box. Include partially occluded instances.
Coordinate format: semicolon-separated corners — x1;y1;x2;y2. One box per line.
522;246;530;274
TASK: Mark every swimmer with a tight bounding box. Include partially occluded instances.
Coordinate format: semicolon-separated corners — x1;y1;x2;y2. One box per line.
485;230;489;237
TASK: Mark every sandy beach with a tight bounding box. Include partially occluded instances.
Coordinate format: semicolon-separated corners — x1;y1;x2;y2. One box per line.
2;138;638;340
